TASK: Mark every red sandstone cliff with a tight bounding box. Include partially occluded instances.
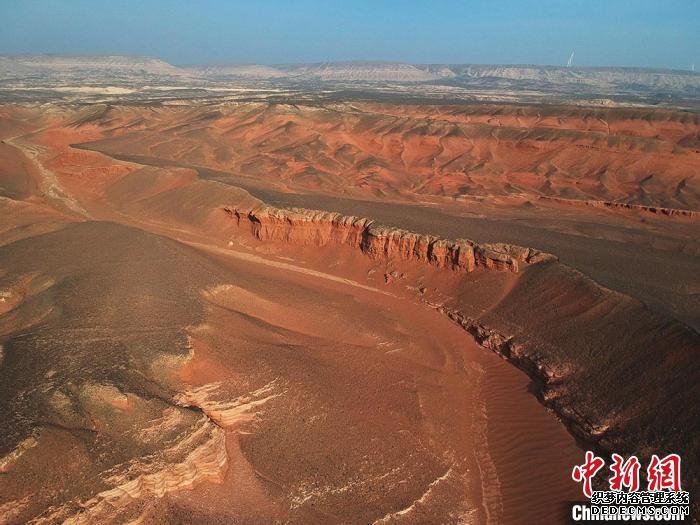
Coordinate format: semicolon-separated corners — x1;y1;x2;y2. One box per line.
227;205;557;273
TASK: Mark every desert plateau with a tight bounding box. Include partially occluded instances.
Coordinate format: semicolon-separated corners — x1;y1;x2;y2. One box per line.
0;4;698;522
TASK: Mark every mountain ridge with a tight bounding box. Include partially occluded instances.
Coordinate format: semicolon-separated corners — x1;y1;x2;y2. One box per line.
3;53;698;78
1;54;698;106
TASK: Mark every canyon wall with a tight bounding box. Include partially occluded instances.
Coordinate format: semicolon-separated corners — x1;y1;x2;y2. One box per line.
228;205;557;274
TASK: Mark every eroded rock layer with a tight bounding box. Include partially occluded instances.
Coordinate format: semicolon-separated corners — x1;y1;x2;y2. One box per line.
72;101;700;211
230;205;556;273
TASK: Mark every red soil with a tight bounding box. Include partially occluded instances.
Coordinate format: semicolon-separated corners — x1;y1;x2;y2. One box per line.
0;101;697;524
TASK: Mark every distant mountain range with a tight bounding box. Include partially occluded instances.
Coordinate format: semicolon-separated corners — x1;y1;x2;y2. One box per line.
1;54;698;103
0;55;184;77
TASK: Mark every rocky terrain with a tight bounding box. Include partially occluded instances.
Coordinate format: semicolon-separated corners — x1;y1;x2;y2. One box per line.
230;205;556;272
226;201;698;471
0;95;697;524
72;101;700;211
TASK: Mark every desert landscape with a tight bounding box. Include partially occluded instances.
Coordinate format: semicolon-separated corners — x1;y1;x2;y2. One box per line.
0;46;698;525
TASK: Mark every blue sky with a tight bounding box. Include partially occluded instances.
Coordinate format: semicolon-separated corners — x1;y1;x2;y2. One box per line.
0;1;697;69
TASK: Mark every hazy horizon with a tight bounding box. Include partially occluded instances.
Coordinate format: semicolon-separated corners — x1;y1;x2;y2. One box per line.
3;53;700;72
0;0;697;71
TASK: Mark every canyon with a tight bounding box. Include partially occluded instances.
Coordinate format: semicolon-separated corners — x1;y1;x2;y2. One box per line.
0;97;698;524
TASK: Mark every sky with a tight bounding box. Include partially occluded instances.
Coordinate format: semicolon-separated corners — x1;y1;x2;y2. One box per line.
0;0;697;69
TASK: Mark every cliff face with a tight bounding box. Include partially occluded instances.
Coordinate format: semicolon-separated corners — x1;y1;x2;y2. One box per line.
227;205;556;273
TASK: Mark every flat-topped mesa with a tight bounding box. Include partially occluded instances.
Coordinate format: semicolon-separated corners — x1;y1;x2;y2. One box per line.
226;205;557;273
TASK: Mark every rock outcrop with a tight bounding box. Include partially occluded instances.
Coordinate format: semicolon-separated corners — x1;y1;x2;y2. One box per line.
538;195;699;219
40;413;228;525
227;205;556;273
